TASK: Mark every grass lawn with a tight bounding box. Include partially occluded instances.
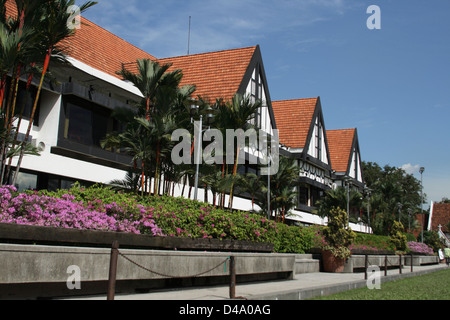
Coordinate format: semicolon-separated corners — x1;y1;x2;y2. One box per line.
312;269;450;300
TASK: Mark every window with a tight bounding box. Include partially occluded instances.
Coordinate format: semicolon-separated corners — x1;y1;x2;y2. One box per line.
249;68;264;129
64;96;114;148
14;172;38;192
66;103;93;145
2;79;40;126
314;118;323;160
299;185;309;206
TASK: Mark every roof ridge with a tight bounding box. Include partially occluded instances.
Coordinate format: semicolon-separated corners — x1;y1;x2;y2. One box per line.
327;128;356;133
159;45;257;60
273;97;318;103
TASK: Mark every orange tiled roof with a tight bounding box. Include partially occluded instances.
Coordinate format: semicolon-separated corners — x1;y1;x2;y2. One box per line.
272;98;318;149
327;129;356;173
4;0;157;79
159;46;257;102
431;203;450;233
61;17;157;79
5;1;256;101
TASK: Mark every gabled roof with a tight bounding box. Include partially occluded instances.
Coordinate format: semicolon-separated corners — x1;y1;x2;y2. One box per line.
431;203;450;233
327;129;357;173
272;98;318;150
159;46;258;102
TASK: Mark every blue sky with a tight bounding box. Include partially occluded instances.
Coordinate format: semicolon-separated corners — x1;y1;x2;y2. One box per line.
82;0;450;205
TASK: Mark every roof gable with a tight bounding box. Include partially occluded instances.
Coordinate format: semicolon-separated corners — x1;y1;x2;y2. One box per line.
431;203;450;233
272;98;318;150
158;46;257;102
327;129;356;173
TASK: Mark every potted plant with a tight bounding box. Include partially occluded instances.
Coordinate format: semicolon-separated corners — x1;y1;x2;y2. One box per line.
321;207;356;273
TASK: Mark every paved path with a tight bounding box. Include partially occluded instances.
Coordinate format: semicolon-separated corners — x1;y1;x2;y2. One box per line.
65;263;449;300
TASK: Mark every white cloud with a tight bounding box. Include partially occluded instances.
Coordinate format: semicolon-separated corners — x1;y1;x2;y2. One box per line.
83;0;355;58
401;163;421;175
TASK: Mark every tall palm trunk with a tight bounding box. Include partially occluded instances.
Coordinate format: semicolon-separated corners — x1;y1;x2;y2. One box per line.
154;141;160;195
12;47;51;186
0;74;7;112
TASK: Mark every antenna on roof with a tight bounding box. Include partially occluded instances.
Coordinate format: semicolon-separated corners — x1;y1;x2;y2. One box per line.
187;16;191;55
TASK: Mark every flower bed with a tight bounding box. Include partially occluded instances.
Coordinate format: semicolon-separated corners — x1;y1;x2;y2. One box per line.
407;241;434;256
0;185;289;250
0;185;162;236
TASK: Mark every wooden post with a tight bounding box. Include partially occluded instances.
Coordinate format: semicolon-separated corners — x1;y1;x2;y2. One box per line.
410;253;414;273
384;255;388;277
364;255;368;280
399;255;402;274
229;256;236;299
107;241;119;301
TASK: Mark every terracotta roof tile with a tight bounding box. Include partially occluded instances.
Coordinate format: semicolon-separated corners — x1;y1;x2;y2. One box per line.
327;129;356;173
158;46;257;102
432;203;450;233
272;98;318;149
5;1;156;79
60;17;157;79
5;1;255;101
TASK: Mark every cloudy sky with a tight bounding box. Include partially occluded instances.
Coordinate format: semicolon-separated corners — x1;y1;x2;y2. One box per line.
82;0;450;205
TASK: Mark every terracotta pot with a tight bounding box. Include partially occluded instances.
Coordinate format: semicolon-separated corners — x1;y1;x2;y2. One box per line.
322;250;346;273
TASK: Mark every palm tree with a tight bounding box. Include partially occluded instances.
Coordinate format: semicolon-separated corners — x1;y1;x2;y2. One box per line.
269;156;299;222
12;0;97;186
117;58;183;120
214;94;262;208
237;172;262;212
104;59;195;196
102;118;153;196
316;186;363;219
253;156;299;222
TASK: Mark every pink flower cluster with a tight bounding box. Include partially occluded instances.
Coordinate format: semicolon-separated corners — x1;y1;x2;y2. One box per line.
407;241;434;255
0;186;163;236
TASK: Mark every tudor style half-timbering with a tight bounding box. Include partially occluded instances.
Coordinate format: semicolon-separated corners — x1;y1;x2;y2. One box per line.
272;97;333;213
160;46;277;172
159;45;276;137
327;128;364;190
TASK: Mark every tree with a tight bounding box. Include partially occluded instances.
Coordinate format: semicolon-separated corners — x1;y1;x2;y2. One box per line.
11;0;97;186
116;59;183;120
253;156;299;222
237;173;262;212
103;59;195;197
213;94;261;208
362;161;424;235
316;187;362;220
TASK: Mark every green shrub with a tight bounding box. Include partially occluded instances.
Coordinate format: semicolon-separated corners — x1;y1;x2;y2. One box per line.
321;207;356;259
272;224;316;254
388;221;408;252
353;233;394;251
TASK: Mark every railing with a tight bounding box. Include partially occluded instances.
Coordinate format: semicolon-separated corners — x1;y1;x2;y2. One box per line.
363;253;441;280
364;254;405;280
438;228;450;248
107;241;241;301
